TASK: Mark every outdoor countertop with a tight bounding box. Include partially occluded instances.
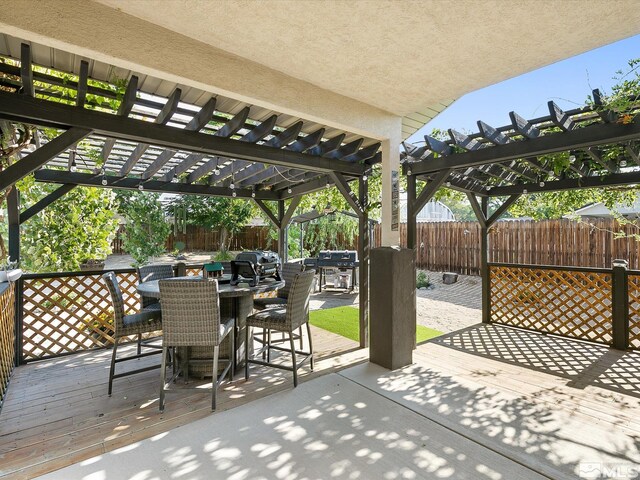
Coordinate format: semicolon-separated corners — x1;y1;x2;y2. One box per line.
137;276;284;299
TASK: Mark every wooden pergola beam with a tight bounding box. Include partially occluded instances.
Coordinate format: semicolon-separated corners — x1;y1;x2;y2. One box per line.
466;192;487;228
488;169;640;196
286;128;325;153
486;194;521;226
215;107;250;138
101;76;138;163
264;121;303;149
20;43;34;97
0;128;91;192
329;172;363;216
76;61;89;108
119;88;182;176
405;119;640;176
254;199;280;227
19;184;76;224
34;169;280;200
0;91;366;176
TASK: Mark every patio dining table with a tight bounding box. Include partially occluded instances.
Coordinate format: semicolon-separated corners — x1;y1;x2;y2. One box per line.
137;275;284;377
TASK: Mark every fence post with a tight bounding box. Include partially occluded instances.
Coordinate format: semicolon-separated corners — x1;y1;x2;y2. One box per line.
176;262;187;277
611;259;629;350
13;277;24;366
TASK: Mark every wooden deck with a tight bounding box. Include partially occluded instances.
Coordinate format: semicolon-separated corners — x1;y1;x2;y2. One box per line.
2;323;640;479
0;326;363;479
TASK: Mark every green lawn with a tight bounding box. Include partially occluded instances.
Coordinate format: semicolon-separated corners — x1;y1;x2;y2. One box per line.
309;306;442;343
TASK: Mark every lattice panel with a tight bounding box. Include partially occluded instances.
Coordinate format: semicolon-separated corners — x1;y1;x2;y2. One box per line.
22;271;148;360
0;283;16;406
490;265;613;344
186;267;202;277
628;275;640;349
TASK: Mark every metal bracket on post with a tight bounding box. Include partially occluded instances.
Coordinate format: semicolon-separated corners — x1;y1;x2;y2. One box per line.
612;259;629;350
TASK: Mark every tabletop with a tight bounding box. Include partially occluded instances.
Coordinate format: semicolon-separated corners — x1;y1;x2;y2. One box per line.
136;276;284;299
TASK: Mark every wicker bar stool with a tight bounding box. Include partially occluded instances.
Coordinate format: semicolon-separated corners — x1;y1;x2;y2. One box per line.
253;262;305;352
102;271;163;396
245;270;315;387
136;264;175;308
253;262;304;310
158;278;235;412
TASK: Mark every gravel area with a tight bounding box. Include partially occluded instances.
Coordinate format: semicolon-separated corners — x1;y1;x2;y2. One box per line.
416;270;481;333
309;269;481;334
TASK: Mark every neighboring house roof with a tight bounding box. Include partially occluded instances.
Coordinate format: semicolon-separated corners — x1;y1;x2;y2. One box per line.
572;199;640;218
399;192;455;223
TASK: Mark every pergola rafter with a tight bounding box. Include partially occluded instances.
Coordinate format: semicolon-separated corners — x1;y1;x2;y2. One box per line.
0;41;381;202
403;93;640;200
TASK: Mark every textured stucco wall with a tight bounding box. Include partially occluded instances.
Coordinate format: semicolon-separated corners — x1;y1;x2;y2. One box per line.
0;0;401;142
96;0;640;116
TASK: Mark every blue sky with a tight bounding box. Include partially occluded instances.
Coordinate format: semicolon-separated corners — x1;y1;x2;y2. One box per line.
408;33;640;141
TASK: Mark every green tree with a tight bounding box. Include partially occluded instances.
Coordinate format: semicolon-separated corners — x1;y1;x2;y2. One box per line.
116;191;170;266
17;176;118;272
167;195;252;253
509;189;637;220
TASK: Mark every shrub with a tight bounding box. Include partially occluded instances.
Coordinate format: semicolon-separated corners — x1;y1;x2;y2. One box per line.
416;271;431;289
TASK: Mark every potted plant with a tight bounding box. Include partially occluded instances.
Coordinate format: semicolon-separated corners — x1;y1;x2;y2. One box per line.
79;258;106;272
0;257;22;283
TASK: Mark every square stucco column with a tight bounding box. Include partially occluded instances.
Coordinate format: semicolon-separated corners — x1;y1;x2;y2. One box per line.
369;246;415;369
381;138;400;246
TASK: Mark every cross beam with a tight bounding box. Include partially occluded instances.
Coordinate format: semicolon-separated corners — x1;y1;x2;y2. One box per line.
33;169;280;200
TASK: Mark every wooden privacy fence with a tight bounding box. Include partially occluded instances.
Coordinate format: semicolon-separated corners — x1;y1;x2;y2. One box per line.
489;262;640;350
373;219;640;274
112;225;273;254
113;224;363;255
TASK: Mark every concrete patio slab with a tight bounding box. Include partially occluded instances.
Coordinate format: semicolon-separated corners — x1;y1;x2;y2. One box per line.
35;372;544;480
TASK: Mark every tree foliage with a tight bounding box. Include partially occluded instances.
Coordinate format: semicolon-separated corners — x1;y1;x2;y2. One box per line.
509;189;637;220
116;191;170;266
17;176;118;272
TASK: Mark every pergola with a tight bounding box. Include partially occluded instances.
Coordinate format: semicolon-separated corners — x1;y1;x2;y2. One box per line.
403;94;640;348
290;207;378;259
0;38;379;347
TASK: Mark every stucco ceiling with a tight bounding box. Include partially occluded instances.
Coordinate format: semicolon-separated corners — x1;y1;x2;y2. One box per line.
96;0;640;117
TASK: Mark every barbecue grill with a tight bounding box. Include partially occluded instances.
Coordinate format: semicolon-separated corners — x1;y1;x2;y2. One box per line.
317;250;358;268
313;250;358;291
230;250;281;287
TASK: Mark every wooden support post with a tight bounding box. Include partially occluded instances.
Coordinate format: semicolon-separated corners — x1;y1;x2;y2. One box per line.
176;262;187;277
480;197;490;324
7;187;20;263
7;187;23;365
358;177;370;348
299;223;304;259
14;276;24;366
277;200;287;263
407;173;417;250
612;259;629;350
